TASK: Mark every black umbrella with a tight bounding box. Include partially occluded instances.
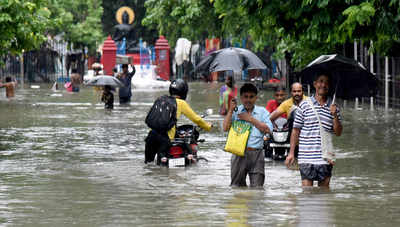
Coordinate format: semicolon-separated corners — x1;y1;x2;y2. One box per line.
195;47;267;73
298;54;379;100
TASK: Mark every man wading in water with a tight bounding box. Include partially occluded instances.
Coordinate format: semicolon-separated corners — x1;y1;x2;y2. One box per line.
285;73;342;188
223;83;273;187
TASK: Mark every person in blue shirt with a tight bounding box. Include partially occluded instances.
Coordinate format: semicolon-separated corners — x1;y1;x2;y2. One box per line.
223;83;273;187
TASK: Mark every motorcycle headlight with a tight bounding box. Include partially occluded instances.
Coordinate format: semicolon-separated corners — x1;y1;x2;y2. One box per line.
273;132;288;142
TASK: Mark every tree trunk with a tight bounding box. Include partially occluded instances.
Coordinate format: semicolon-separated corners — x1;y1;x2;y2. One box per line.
285;51;294;91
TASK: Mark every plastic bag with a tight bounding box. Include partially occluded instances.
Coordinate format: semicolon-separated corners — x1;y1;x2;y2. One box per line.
320;129;335;162
224;120;252;157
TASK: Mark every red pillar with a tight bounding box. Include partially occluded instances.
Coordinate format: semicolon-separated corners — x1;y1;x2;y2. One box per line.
101;36;117;75
154;36;170;81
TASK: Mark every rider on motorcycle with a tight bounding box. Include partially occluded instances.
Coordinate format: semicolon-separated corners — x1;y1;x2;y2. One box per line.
267;82;307;161
269;82;307;128
144;79;212;164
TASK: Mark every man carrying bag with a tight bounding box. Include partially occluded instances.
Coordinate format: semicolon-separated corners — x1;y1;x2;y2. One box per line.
223;83;273;187
285;73;343;188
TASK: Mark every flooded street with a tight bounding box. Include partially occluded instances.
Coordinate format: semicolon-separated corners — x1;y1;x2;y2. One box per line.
0;82;399;226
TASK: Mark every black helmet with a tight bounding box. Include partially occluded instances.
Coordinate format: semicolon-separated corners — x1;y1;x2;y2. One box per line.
169;79;188;100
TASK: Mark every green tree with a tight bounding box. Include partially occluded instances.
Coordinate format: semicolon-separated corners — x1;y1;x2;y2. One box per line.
214;0;400;70
0;0;51;58
142;0;223;48
142;0;400;73
213;0;349;71
45;0;104;76
47;0;104;56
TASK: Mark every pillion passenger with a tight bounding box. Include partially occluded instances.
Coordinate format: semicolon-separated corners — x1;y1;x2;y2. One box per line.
269;82;307;127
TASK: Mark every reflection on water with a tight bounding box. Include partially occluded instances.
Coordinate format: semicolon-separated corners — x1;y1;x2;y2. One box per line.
296;188;334;227
225;192;253;227
0;82;400;226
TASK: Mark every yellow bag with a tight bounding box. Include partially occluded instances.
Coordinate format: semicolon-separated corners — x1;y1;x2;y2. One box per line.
224;120;252;156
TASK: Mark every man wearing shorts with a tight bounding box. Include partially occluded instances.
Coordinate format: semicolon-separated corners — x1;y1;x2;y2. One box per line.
285;74;342;187
223;83;273;187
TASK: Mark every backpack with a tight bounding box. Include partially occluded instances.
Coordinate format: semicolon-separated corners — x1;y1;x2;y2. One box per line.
145;95;177;133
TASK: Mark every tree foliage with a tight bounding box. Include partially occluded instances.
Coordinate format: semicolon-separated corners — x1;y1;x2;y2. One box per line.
214;0;400;69
0;0;51;58
143;0;400;70
142;0;223;48
46;0;104;55
0;0;105;59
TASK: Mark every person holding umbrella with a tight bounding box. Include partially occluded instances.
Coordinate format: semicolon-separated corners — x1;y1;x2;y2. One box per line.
84;74;124;110
285;73;342;188
101;85;114;109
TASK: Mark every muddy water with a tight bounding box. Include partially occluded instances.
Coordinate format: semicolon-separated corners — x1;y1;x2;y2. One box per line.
0;82;399;226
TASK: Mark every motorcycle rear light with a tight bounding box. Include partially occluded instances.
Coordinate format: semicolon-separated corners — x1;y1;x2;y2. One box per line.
170;146;183;158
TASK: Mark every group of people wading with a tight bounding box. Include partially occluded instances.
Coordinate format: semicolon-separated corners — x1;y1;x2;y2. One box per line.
144;71;342;189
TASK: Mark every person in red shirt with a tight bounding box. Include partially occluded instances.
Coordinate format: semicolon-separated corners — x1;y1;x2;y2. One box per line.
266;85;287;118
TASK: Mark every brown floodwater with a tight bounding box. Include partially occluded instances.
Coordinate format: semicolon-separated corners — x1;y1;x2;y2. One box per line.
0;82;399;226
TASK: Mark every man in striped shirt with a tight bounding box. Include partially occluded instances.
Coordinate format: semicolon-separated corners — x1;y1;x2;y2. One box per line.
285;74;343;187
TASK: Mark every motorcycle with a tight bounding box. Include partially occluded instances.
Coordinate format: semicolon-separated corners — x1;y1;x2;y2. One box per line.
157;109;212;168
164;124;207;167
264;117;291;160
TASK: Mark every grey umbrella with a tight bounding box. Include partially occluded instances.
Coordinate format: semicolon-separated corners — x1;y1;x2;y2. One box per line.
84;75;124;88
196;47;267;73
